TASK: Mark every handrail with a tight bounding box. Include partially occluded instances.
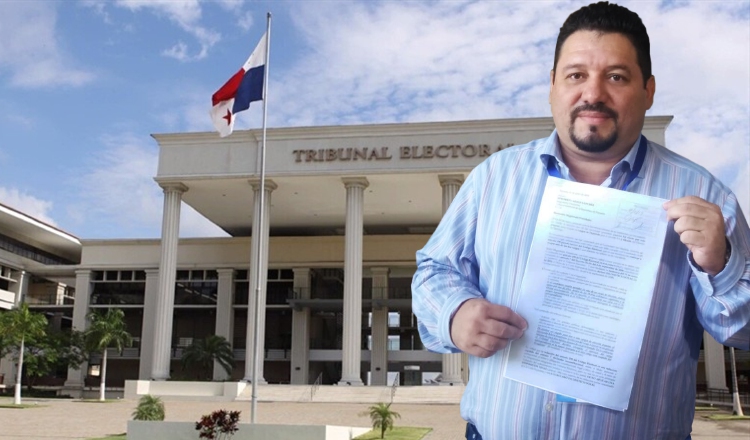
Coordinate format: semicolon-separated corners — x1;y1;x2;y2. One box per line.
310;372;323;401
390;372;399;403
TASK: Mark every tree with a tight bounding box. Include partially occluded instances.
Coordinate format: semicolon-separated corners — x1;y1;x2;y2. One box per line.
367;402;401;439
132;394;166;421
84;308;133;401
23;329;87;390
181;335;235;381
0;303;48;404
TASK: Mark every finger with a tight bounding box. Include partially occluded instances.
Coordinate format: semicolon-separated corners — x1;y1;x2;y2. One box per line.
665;204;717;223
663;195;716;210
673;216;709;236
675;229;704;249
483;304;528;330
467;346;496;358
480;319;525;340
472;334;512;356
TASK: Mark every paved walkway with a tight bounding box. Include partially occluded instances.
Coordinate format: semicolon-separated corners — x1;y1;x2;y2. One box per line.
0;398;748;439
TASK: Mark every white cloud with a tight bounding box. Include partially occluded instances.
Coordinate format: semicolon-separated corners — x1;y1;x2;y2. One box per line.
87;0;221;61
237;10;254;32
67;133;227;238
268;1;748;214
0;187;57;226
639;1;750;213
0;2;95;88
162;41;190;61
273;1;570;126
134;1;747;219
216;0;244;12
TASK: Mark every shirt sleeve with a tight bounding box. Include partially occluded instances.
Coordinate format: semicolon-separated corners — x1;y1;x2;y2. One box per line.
411;168;484;354
689;191;750;349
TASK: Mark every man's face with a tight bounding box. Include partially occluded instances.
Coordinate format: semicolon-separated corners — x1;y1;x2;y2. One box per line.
549;31;655;157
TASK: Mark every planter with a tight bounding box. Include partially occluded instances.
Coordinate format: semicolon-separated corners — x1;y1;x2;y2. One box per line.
127;421;370;440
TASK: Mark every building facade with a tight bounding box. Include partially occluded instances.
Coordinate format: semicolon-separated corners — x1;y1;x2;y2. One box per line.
0;203;81;387
1;117;740;394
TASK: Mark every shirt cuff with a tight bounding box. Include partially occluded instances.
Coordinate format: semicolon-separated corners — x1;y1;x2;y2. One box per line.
438;292;480;352
688;237;744;297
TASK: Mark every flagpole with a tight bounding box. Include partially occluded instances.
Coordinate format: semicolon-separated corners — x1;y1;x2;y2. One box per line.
251;11;271;425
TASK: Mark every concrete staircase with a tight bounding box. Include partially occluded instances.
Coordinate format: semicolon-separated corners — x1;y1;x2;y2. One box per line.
312;386;388;403
237;385;312;402
236;384;464;404
393;385;464;404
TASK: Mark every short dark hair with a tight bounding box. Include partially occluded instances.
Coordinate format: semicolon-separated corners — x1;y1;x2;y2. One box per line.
553;2;651;86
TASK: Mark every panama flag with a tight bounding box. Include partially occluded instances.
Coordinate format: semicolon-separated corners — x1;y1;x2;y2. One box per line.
210;33;267;137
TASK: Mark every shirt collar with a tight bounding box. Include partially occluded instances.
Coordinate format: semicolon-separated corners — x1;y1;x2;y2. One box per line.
539;129;643;187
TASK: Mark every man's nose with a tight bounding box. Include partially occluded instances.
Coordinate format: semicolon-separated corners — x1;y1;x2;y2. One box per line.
581;77;608;104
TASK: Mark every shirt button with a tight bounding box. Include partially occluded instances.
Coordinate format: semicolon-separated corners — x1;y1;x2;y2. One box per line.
545;403;554;412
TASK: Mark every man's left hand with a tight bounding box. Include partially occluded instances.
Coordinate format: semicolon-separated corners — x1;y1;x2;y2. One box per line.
663;196;727;276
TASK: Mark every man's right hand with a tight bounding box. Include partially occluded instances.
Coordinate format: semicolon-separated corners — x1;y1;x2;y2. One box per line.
450;298;528;358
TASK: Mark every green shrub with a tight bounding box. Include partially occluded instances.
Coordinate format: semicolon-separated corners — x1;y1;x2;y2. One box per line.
131;394;165;421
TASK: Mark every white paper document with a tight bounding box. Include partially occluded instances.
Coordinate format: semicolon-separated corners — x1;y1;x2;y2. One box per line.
503;177;669;411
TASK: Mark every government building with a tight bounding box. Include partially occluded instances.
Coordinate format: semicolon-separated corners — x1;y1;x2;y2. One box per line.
0;117;743;398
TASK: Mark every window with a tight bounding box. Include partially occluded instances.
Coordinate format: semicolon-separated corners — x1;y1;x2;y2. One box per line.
174;270;218;305
90;270;147;305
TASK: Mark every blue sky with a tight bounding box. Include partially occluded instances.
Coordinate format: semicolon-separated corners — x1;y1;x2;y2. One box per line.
1;0;748;239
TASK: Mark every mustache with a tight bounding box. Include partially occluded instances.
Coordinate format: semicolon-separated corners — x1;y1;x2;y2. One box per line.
570;103;618;122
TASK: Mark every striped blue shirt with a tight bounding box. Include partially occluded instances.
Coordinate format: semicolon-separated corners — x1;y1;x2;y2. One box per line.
412;131;750;440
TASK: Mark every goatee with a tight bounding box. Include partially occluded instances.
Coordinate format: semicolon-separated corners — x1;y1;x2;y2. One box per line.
569;103;619;153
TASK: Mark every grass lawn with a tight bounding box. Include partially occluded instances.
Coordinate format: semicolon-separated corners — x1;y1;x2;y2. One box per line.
705;413;750;421
354;427;432;440
695;406;722;412
0;402;46;409
74;399;124;404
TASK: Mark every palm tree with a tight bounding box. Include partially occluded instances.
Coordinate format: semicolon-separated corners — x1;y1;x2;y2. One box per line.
132;394;166;421
0;303;47;404
181;335;235;381
367;402;401;439
84;308;133;401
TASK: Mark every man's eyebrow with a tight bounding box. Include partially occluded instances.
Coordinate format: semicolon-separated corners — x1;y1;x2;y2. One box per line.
560;63;633;72
605;64;633;73
560;63;587;71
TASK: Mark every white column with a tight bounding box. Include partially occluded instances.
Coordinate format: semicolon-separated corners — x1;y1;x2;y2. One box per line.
439;174;465;386
339;177;368;386
151;182;187;381
243;179;277;383
214;269;235;381
11;270;28;306
139;269;160;380
55;283;67;306
290;268;311;385
371;267;389;386
704;332;728;390
64;270;92;391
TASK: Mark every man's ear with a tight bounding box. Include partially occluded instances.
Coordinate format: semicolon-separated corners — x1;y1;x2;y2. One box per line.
549;70;555;104
645;75;655;110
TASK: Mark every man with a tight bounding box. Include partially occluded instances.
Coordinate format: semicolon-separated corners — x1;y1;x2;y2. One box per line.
411;2;750;439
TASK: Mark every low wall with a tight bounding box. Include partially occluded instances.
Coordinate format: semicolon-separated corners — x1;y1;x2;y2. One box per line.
127;421;370;440
124;380;246;401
